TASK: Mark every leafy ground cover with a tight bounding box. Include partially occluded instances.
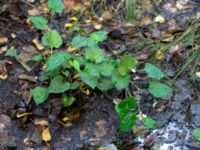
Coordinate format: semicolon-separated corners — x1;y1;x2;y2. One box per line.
0;0;200;149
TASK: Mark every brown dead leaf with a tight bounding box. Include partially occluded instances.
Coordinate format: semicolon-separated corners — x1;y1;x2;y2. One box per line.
161;32;174;42
169;43;184;64
34;119;49;126
167;19;183;34
28;9;40;16
142;15;152;25
63;0;81;9
42;128;51;142
101;10;113;20
0;61;8;80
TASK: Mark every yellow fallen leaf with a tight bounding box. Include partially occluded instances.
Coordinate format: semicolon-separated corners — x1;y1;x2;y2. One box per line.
58;121;72;127
42;128;51;142
72;5;80;11
65;23;73;28
67;46;77;52
80;86;90;95
70;17;78;21
23;137;30;145
16;112;32;118
32;39;44;50
156;50;165;60
62;116;70;122
43;50;52;57
154;15;165;23
196;72;200;77
43;7;50;13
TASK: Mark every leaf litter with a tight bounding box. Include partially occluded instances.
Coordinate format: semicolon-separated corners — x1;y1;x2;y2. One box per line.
0;0;200;149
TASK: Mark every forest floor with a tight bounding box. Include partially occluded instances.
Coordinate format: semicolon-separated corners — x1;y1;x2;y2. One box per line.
0;0;200;150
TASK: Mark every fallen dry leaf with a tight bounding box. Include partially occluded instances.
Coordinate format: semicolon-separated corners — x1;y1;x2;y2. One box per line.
63;0;82;9
32;39;44;50
0;36;8;45
11;33;16;39
176;1;191;10
155;50;165;60
16;112;32;118
0;45;8;54
28;9;40;16
94;23;103;30
65;23;73;28
0;61;8;80
23;137;30;145
70;16;78;21
34;119;49;126
195;72;200;77
67;46;77;53
62;112;80;122
154;15;165;23
101;10;113;20
42;128;51;142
